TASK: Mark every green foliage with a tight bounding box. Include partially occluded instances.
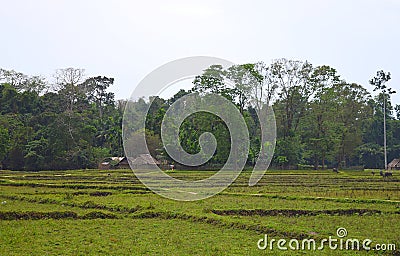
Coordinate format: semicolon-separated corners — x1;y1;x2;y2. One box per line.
0;63;399;170
0;69;120;170
0;126;9;162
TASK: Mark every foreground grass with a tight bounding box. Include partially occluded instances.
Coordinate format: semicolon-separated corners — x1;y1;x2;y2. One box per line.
1;218;380;256
1;219;265;256
0;169;399;255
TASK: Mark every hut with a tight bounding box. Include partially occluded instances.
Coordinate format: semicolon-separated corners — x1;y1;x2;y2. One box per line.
98;161;111;170
387;158;400;170
99;157;130;170
130;154;160;169
114;157;130;169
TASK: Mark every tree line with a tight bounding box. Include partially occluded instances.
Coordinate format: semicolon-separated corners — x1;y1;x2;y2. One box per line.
0;68;123;170
0;59;399;170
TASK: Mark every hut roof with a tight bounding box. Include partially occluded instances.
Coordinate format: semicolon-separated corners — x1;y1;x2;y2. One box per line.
111;157;125;162
102;156;127;166
130;154;160;165
388;158;400;167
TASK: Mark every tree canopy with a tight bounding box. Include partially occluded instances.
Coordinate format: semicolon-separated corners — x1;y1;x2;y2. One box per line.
0;61;399;170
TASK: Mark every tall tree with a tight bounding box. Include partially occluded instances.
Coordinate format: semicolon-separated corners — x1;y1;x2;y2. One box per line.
192;65;235;101
370;70;396;169
53;68;86;112
302;66;341;169
270;58;313;137
225;64;255;114
82;76;115;120
252;61;278;112
335;83;371;168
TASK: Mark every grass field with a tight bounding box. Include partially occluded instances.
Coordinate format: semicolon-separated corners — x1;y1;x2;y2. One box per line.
0;169;399;255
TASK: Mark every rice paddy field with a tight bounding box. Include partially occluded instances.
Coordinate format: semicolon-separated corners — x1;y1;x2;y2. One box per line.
0;169;399;255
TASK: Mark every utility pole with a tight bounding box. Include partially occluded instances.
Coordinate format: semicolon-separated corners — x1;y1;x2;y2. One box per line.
370;70;395;171
383;93;387;170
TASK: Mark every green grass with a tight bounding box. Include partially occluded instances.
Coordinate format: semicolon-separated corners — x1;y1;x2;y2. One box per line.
0;169;399;255
1;219;269;256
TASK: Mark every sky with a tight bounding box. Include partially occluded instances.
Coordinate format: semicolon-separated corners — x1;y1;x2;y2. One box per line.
1;0;399;105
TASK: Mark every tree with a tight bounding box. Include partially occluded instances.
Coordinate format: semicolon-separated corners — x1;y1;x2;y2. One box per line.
270;58;313;137
192;65;235;101
24;137;49;170
356;143;383;169
53;68;86;112
0;83;19;113
0;63;398;171
0;126;10;167
225;64;255;114
302;66;341;169
82;76;115;120
0;69;28;91
252;61;278;112
0;69;47;93
370;70;396;169
51;68;88;151
395;105;400;120
334;83;371;168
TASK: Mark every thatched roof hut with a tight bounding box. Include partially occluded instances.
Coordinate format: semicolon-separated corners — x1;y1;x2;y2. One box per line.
130;154;160;169
388;158;400;170
99;157;130;170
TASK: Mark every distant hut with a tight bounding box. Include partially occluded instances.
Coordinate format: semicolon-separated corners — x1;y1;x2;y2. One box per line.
114;157;130;169
99;157;130;170
99;161;111;170
130;154;160;169
387;158;400;170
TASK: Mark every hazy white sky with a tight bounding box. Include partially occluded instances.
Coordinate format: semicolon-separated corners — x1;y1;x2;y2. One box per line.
1;0;399;104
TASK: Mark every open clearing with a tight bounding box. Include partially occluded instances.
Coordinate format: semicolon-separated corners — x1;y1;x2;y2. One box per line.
0;169;399;255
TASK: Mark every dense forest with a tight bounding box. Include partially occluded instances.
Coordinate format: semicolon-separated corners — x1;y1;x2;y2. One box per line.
1;59;400;170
